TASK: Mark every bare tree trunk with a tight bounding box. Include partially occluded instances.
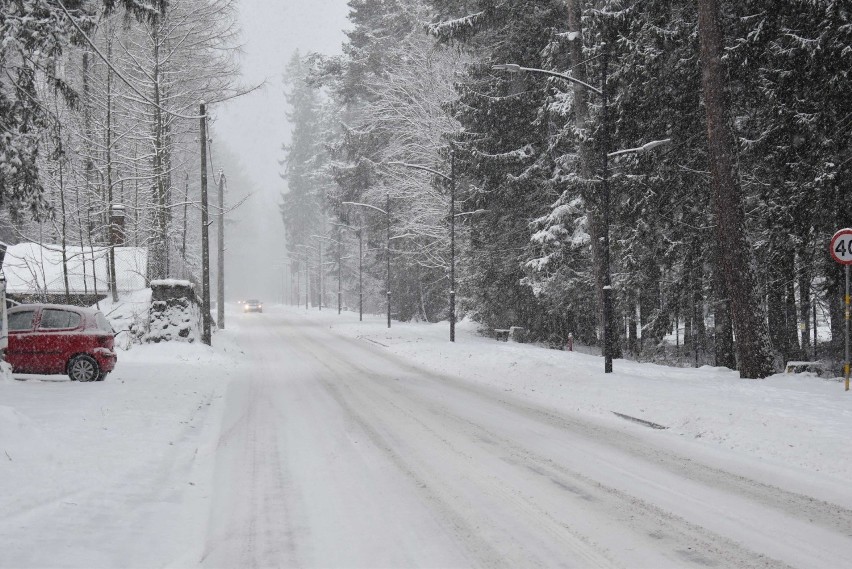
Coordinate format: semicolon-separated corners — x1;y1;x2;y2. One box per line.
797;238;813;358
783;248;801;361
106;31;119;302
81;49;93;296
713;242;736;369
182;172;189;261
697;0;773;378
151;15;168;279
57;126;71;305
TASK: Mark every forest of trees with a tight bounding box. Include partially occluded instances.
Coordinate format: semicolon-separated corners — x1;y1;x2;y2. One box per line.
0;0;241;300
281;0;852;378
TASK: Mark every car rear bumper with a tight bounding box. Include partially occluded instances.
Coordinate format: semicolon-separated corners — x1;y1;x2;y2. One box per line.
92;347;117;372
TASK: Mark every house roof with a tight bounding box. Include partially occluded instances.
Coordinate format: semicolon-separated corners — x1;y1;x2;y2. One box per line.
3;243;148;295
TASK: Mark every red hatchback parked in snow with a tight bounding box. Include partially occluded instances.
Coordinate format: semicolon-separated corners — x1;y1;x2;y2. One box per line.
5;304;117;382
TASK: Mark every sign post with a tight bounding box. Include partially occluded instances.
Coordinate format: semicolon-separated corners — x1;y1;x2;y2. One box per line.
829;229;852;391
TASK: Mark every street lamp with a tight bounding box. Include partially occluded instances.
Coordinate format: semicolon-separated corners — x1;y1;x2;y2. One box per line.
342;195;392;328
330;222;364;321
387;149;458;342
494;58;670;373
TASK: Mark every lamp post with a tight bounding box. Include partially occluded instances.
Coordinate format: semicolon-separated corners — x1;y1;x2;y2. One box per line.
387;147;457;342
330;222;364;320
494;59;670;373
343;196;392;328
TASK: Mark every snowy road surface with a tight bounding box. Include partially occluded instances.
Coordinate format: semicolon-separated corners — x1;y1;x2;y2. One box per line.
197;308;852;568
3;303;852;568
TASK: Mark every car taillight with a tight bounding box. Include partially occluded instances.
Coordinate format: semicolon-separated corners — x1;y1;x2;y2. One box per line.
97;335;113;348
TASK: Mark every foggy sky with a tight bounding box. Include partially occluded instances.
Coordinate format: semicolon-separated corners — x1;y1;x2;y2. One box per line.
214;0;349;302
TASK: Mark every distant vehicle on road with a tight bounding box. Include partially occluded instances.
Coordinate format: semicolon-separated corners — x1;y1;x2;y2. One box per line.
5;304;117;382
243;299;263;313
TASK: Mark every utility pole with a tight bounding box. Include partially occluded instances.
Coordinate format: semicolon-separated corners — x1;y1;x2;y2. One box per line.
386;193;391;329
450;149;456;342
217;172;225;330
199;102;211;345
359;231;363;321
601;45;613;373
337;237;342;314
318;241;323;310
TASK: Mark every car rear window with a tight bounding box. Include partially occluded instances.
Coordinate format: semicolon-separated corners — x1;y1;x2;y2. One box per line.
8;310;36;331
38;309;82;330
95;313;114;333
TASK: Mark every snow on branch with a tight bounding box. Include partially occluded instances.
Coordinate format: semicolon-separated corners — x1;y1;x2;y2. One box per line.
472;144;535;163
427;12;485;41
426;4;508;43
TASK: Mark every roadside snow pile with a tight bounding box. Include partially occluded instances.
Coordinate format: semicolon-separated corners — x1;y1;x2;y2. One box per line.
0;361;13;383
96;288;153;349
144;280;202;343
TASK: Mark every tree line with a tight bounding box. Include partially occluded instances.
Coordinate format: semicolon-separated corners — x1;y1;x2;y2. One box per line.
288;0;845;378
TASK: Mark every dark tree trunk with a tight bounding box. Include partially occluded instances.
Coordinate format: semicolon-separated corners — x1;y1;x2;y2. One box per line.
826;261;845;374
783;249;801;361
627;293;638;355
692;254;706;363
713;255;737;369
767;258;787;364
797;239;813;358
697;0;774;378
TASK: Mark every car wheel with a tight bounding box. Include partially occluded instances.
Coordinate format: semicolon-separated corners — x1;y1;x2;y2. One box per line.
68;355;99;383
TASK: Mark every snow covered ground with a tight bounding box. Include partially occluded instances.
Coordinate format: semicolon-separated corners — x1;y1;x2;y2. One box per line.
0;338;239;568
311;307;852;485
2;300;851;568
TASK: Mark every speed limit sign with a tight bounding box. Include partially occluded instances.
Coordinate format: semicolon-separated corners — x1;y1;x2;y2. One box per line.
830;228;852;265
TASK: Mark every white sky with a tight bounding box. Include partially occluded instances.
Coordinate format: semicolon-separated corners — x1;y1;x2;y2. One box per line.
213;0;350;302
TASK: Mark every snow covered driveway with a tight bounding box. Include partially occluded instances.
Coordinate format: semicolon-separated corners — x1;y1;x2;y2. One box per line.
3;304;852;568
200;309;852;568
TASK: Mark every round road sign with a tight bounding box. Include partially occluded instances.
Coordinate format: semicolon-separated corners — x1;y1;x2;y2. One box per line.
830;228;852;265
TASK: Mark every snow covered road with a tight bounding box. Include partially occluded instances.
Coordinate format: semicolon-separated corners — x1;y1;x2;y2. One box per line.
196;309;852;568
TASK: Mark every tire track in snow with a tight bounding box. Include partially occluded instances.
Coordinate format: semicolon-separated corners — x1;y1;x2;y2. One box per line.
287;323;622;568
312;318;852;539
284;316;845;567
199;346;299;568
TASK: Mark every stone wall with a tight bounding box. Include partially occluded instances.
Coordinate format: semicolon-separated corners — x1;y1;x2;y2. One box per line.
144;280;202;343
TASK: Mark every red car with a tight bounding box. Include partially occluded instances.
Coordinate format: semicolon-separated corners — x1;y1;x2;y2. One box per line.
5;304;117;382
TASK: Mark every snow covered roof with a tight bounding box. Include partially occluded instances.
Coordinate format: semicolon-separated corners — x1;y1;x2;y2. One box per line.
3;243;148;295
150;279;194;288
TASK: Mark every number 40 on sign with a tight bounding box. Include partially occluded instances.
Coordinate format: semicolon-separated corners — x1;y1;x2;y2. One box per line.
831;228;852;265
